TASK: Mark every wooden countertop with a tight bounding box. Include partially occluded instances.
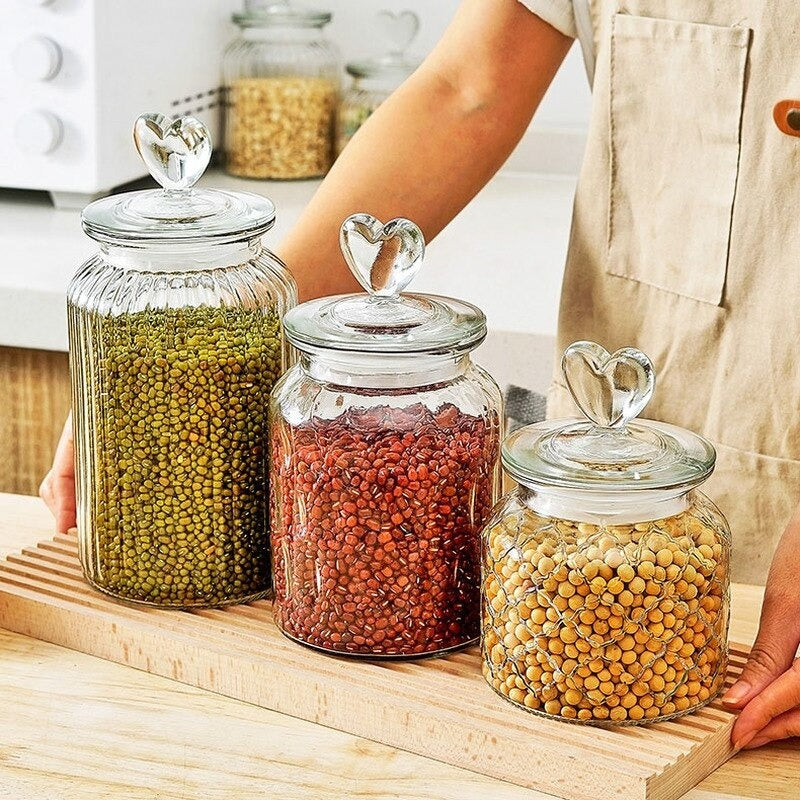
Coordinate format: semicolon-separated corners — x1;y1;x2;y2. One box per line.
1;492;797;799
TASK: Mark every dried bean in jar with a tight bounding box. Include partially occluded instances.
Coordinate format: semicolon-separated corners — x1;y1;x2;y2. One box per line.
481;492;730;724
270;402;500;657
226;77;338;180
74;304;283;607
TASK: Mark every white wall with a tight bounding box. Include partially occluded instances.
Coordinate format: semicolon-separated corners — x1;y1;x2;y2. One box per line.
325;0;591;174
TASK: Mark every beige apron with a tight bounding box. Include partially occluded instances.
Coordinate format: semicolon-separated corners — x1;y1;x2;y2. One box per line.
548;1;800;583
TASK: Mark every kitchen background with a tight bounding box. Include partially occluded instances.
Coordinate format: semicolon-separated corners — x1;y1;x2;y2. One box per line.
0;0;591;497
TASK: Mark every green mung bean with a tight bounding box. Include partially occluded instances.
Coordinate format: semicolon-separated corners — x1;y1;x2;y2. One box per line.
77;304;281;607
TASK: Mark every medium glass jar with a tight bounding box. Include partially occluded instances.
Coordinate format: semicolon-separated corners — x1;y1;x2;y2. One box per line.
269;213;502;657
336;10;419;155
223;0;340;179
481;342;730;724
68;113;296;608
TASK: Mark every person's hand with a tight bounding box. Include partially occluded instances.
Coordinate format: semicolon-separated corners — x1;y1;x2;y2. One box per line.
723;511;800;749
39;412;77;534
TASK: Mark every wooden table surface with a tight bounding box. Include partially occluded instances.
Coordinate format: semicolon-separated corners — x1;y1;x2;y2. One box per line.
1;493;798;800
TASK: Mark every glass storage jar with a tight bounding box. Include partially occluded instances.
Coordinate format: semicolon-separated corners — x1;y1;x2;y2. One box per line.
223;0;340;179
336;10;419;155
68;113;296;608
269;213;502;657
481;342;730;724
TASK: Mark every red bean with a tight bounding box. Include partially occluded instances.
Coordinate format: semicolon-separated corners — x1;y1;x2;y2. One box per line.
270;402;499;657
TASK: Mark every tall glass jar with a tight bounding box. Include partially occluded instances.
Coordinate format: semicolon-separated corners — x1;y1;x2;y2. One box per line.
481;342;730;724
269;214;502;657
336;10;419;155
68;113;296;608
223;0;340;179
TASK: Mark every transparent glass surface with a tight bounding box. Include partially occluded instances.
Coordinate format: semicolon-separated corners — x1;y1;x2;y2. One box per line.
503;341;716;495
71;114;297;608
269;353;502;657
284;213;486;355
337;7;418;156
481;485;730;725
68;239;296;608
482;340;731;724
223;1;340;180
503;418;716;494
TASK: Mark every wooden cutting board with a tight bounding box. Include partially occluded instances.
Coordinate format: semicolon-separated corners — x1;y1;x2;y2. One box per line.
0;533;747;800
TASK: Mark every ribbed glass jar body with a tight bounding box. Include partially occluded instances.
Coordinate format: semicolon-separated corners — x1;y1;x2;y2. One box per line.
481;485;730;724
68;239;296;607
269;352;502;657
222;24;340;179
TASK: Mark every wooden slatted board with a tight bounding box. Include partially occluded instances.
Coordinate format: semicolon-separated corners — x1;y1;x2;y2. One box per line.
0;533;747;800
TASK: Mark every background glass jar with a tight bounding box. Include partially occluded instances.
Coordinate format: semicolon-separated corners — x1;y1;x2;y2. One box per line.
336;10;419;155
269;214;502;657
223;0;340;180
68;114;296;608
481;342;730;724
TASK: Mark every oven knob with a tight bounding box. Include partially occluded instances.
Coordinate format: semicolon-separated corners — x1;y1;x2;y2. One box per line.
12;36;63;82
14;111;64;155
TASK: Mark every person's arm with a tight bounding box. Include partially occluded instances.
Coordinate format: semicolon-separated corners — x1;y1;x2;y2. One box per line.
724;510;800;748
279;0;572;300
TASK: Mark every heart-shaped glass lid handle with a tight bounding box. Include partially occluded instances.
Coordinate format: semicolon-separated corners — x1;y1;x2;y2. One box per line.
501;339;716;489
562;341;655;429
133;113;212;192
340;213;425;299
376;9;419;57
539;341;664;476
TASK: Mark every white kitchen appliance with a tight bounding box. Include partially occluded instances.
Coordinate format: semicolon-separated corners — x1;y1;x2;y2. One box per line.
1;0;239;208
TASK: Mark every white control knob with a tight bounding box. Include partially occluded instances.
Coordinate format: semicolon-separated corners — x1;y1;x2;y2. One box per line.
12;36;62;81
14;110;64;155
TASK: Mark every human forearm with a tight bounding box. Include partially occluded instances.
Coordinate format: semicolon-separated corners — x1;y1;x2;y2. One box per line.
277;0;571;301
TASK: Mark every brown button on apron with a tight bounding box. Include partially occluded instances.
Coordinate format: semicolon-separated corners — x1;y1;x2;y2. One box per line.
773;100;800;136
547;1;800;583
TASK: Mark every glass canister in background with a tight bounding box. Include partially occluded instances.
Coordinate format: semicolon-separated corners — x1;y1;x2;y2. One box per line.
68;113;296;607
482;342;730;724
336;10;420;155
223;0;340;180
269;213;502;657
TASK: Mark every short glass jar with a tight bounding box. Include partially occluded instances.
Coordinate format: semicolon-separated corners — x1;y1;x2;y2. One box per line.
68;114;296;608
269;214;502;657
223;0;340;179
336;10;419;155
481;342;730;724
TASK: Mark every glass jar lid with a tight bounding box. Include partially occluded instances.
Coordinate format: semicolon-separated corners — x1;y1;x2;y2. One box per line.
346;10;420;81
233;0;331;28
503;341;716;492
82;114;276;246
283;213;486;355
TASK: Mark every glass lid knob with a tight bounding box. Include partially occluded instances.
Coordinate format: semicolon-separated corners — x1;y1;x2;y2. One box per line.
245;0;290;13
562;341;655;429
339;213;425;299
375;9;419;57
133;113;212;192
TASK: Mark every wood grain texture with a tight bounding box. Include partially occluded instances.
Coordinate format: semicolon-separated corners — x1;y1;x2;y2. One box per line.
0;347;70;496
0;530;752;800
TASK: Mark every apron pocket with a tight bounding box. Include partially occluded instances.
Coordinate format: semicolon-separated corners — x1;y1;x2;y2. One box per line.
607;14;751;306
